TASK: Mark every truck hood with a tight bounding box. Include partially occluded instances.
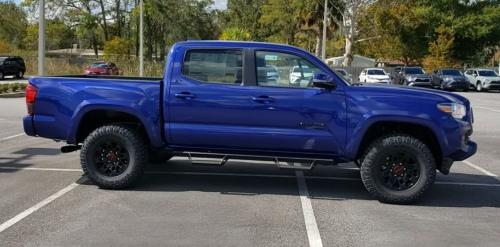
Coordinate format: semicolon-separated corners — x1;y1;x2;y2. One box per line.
349;83;469;105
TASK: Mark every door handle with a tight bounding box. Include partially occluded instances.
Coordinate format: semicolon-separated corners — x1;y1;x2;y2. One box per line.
175;92;196;99
251;95;275;103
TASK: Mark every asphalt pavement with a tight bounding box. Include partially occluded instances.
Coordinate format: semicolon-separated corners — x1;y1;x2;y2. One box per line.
1;92;499;247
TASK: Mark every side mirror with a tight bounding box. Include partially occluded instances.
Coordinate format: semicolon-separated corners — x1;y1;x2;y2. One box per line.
312;73;336;90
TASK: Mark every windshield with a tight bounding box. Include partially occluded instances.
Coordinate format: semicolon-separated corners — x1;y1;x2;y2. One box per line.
367;70;385;75
442;69;462;76
90;63;108;69
336;70;347;76
478;70;498;77
404;68;425;74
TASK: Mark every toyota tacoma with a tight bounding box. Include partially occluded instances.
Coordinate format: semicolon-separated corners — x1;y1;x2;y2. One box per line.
23;41;476;204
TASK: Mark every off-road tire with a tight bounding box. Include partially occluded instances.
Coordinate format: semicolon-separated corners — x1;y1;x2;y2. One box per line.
360;135;436;204
81;124;148;189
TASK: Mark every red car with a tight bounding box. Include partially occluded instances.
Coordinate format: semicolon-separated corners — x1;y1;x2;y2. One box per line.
84;62;119;75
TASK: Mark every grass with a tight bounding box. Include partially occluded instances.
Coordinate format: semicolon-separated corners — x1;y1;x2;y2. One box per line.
20;55;165;77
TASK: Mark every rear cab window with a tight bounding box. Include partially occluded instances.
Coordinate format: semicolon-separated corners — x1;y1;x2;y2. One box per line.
182;49;243;84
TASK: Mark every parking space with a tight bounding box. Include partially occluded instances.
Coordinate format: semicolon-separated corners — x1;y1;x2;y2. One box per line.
1;93;500;246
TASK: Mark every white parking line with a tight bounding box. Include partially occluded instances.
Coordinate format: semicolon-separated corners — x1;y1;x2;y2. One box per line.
295;171;323;247
463;160;500;182
0;181;82;233
475;106;500;113
0;133;25;142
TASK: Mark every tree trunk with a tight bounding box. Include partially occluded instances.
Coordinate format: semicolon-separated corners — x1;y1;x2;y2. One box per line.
343;35;354;66
315;29;322;57
98;0;109;41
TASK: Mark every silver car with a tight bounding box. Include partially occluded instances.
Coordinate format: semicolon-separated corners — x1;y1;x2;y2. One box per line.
464;68;500;92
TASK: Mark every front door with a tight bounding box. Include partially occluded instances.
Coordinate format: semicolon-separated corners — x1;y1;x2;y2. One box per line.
242;50;346;155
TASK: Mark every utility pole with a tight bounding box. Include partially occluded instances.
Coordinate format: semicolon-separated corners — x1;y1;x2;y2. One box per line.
321;0;328;60
38;0;45;75
139;0;144;77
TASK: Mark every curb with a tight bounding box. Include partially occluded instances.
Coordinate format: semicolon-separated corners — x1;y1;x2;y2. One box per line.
0;92;25;98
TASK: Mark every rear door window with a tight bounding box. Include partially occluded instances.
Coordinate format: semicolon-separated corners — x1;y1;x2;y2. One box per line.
182;49;243;84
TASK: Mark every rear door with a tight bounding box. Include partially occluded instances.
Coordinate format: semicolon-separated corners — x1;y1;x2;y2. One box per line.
166;47;265;150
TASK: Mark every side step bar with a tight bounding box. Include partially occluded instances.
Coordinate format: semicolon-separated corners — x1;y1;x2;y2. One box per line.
181;152;334;170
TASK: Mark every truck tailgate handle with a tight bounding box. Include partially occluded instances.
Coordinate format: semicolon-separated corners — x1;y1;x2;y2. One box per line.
175;92;196;99
251;95;275;103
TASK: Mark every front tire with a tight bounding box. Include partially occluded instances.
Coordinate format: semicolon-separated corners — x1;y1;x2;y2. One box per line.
360;135;436;204
476;82;483;92
81;125;148;189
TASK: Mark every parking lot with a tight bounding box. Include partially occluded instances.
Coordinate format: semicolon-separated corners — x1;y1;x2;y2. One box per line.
0;91;499;247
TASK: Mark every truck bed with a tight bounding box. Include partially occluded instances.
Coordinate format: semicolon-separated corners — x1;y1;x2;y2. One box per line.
24;75;164;146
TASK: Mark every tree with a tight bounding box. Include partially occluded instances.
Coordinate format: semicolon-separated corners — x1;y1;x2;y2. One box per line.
219;27;251;41
0;40;12;54
329;0;375;66
24;19;76;50
222;0;265;40
0;2;28;49
422;25;456;72
104;36;132;59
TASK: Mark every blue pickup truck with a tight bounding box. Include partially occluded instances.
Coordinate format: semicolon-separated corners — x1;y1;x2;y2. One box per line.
23;41;476;204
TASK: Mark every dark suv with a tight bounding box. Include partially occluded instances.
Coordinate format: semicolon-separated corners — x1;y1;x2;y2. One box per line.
0;56;26;80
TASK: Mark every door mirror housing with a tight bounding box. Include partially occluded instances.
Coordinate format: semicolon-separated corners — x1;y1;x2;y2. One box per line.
312;73;336;90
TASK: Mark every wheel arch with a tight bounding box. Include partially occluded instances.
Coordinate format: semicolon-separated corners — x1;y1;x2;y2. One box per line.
68;105;163;147
352;120;444;172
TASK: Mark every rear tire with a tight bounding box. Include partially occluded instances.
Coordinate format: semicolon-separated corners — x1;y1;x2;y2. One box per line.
360;135;436;204
81;124;148;189
16;70;24;79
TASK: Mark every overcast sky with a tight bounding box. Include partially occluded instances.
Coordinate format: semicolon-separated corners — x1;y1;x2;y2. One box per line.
6;0;228;9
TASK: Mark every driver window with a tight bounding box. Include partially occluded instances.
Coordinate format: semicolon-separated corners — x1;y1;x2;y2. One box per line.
256;51;321;88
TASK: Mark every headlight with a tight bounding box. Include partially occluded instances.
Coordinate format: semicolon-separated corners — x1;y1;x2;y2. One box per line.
437;103;466;119
444;77;453;82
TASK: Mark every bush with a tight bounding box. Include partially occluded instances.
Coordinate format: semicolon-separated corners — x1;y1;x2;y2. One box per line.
10;83;20;92
0;84;8;93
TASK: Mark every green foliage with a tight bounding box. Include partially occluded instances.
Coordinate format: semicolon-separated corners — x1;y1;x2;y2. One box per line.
24;20;77;50
423;25;456;72
0;39;11;54
221;0;266;40
0;2;28;49
104;37;132;59
219;27;251;41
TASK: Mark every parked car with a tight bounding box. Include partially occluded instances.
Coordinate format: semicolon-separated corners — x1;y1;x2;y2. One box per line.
257;65;280;85
84;62;120;75
431;68;469;91
289;65;315;87
391;67;432;87
0;56;26;80
358;68;390;83
464;68;500;92
24;40;476;204
335;69;352;83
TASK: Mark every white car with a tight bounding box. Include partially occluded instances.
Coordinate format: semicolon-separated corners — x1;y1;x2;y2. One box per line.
289;66;315;87
464;68;500;92
359;68;391;83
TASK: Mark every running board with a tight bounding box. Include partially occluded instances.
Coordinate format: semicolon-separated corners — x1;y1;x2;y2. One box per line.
182;152;329;170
